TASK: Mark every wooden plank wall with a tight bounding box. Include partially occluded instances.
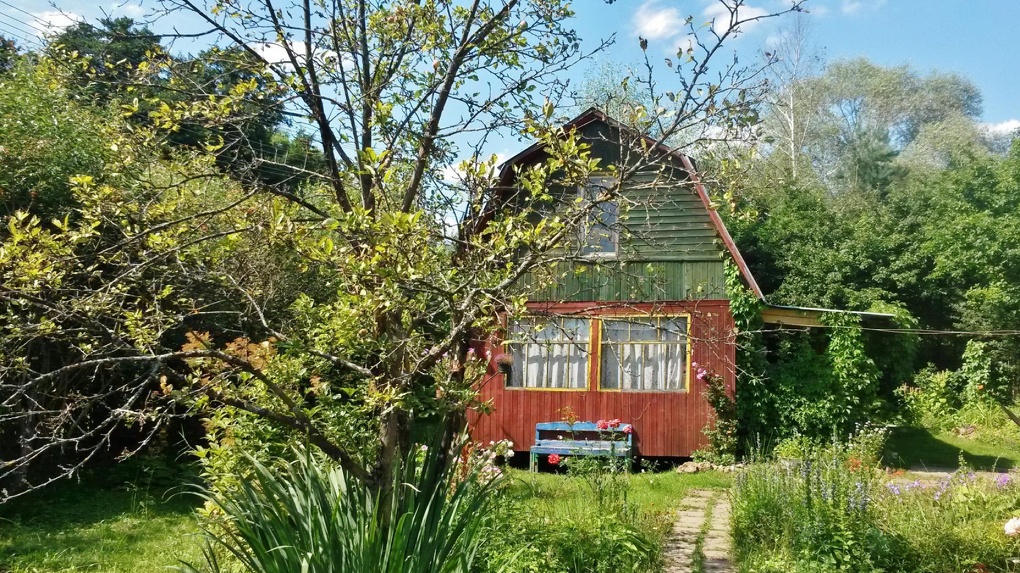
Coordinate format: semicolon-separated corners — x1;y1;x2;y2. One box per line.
468;299;736;458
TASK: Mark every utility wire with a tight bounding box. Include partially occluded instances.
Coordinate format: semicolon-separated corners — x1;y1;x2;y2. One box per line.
0;11;40;41
0;0;45;23
759;325;1020;337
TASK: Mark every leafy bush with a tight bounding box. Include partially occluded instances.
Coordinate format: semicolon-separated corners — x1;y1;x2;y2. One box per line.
179;439;496;573
733;435;1020;572
898;366;962;428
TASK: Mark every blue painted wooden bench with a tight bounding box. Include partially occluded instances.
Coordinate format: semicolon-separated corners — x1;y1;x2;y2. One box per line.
529;421;634;471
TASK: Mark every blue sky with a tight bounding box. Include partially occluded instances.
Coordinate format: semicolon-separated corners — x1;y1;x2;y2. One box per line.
4;0;1019;136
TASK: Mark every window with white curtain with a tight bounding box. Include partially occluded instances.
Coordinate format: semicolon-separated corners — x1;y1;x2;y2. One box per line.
506;317;590;389
599;317;687;391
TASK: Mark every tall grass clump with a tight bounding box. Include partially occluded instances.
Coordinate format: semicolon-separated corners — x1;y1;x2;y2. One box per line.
733;428;1020;572
178;437;497;573
475;456;659;573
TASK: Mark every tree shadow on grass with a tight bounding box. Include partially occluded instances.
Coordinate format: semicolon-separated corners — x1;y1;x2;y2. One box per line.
884;427;1019;471
0;473;199;529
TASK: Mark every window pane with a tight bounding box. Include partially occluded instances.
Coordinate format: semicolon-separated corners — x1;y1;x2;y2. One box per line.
602;319;629;343
661;318;686;341
600;344;621;389
599;316;687;392
507;317;589;389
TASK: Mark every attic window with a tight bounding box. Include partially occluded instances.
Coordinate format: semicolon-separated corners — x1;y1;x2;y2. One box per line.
579;176;618;257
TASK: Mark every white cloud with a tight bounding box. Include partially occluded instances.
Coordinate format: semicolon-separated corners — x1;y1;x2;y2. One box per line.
703;2;769;37
633;1;685;41
441;154;509;184
251;41;307;66
112;3;146;18
841;0;862;14
251;40;349;73
29;11;81;36
983;119;1020;136
841;0;886;15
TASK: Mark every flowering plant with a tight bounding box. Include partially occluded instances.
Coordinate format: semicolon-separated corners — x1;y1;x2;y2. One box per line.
493;353;513;374
548;453;561;465
1005;517;1020;536
691;362;737;465
456;439;513;484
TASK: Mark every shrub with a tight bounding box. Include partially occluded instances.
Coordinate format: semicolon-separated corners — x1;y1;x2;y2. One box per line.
733;436;1020;573
179;438;497;573
898;366;961;428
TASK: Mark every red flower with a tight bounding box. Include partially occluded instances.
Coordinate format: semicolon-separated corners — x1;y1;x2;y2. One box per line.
608;418;621;428
622;425;633;434
548;453;561;465
596;419;609;430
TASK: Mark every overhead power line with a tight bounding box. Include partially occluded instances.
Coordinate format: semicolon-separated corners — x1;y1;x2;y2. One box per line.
761;325;1020;337
0;0;44;23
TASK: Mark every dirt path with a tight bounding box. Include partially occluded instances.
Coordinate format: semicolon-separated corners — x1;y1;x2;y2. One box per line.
662;489;733;573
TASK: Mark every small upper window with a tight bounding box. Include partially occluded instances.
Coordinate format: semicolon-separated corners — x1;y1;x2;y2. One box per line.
579;176;618;257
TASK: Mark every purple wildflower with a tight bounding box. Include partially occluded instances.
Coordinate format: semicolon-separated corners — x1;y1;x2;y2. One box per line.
997;474;1012;488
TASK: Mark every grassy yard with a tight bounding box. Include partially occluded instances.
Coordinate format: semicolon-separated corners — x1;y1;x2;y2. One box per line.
0;463;728;573
473;467;732;572
0;466;207;573
884;426;1020;470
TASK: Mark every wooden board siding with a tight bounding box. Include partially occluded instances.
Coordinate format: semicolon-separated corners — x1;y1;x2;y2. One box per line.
621;169;725;260
519;260;727;302
468;300;736;458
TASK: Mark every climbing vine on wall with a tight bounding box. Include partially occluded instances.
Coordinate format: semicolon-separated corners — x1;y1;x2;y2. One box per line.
726;259;883;448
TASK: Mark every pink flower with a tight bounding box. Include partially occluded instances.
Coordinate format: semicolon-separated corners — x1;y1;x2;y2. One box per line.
608;418;621;428
691;361;699;369
622;425;633;434
596;419;609;430
548;453;561;465
696;368;708;381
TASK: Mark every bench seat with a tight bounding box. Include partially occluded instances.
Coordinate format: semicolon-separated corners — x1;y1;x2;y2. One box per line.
528;421;634;471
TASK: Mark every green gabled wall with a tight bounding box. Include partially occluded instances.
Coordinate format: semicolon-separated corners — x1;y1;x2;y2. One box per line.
516;118;728;303
521;260;726;302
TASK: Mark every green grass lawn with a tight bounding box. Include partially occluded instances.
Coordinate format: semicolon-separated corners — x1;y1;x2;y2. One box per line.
0;472;207;572
0;464;729;573
503;466;731;510
884;426;1020;470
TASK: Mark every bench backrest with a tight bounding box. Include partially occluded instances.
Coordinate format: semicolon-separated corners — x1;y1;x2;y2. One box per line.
534;421;633;446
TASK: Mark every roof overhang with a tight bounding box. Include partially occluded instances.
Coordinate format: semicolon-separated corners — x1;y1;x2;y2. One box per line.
761;305;896;328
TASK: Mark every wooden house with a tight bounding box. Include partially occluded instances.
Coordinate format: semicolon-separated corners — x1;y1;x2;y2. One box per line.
466;108;882;459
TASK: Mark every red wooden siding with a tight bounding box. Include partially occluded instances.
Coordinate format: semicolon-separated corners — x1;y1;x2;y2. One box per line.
468;299;736;458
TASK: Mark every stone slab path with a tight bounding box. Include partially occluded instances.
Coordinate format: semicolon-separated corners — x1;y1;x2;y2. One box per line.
662;489;733;573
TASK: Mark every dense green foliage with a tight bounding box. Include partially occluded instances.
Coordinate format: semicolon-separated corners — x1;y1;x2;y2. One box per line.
733;434;1020;572
0;60;115;218
720;45;1020;443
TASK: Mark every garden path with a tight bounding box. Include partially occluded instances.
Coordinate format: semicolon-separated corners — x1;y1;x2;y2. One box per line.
662;489;732;573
